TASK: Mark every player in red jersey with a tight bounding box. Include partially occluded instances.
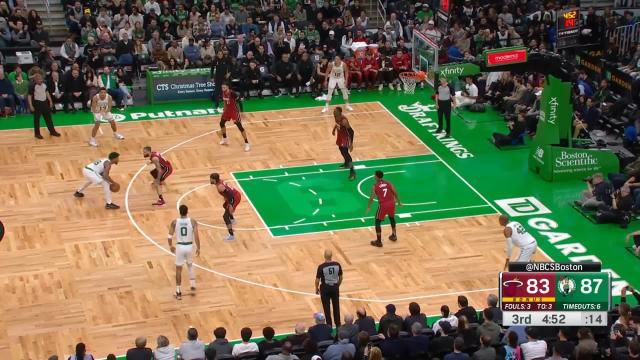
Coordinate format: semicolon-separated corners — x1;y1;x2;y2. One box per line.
366;170;402;247
332;107;356;181
143;146;173;206
210;172;242;241
219;83;251;152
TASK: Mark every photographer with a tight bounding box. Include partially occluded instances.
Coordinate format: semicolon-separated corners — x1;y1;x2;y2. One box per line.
575;173;613;210
595;186;633;228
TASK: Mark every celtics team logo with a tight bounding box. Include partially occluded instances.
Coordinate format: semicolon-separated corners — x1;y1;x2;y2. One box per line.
558;276;576;296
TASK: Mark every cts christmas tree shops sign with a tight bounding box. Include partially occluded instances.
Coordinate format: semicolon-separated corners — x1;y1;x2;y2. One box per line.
485;48;528;67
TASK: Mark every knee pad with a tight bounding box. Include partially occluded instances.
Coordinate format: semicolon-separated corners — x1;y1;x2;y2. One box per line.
219;119;226;128
223;212;231;225
236;121;245;132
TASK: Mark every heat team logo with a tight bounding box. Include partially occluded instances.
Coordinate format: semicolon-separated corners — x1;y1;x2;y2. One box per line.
495;197;551;217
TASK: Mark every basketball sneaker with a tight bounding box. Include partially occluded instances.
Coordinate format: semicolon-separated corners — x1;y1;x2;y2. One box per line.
244;143;251;152
378;84;383;91
230;219;236;225
88;138;98;147
370;240;383;247
105;203;120;210
219;138;228;145
152;199;166;206
73;191;84;198
175;291;182;300
346;105;354;111
224;234;235;241
389;234;397;241
321;105;329;113
113;132;124;140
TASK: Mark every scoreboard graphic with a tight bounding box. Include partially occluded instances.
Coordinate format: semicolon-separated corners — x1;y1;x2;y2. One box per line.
500;272;610;326
557;8;581;49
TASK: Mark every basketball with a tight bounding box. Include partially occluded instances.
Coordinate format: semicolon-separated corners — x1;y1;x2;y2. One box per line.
110;183;120;192
417;71;427;81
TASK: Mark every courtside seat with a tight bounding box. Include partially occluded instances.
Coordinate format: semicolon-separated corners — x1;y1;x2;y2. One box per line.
317;339;336;352
237;352;259;360
216;354;235;360
263;347;281;357
420;328;435;338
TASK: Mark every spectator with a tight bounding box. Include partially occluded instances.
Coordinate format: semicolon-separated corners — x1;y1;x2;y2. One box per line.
68;343;94;360
405;322;430;357
379;304;403;336
300;338;322;360
552;328;575;359
480;294;502;325
547;346;568;360
431;321;456;357
477;308;501;345
205;347;217;360
492;109;526;146
11;19;30;45
143;0;161;15
403;302;427;331
324;328;356;360
574;173;613;210
153;335;175;360
455;77;479;109
521;327;547;360
285;323;310;347
433;305;459;335
458;316;479;352
360;50;379;89
116;32;134;66
178;327;206;360
455;296;478;323
208;327;233;358
266;341;300;360
498;331;522;360
232;327;259;357
31;20;48;44
473;335;496;360
444;337;470;360
390;48;410;90
11;70;27;113
183;38;202;66
338;314;359;343
44;70;64;112
593;79;611;107
258;326;281;359
354;331;370;360
126;336;153;360
575;328;598;359
595;185;633;227
98;66;125;109
272;53;298;96
64;67;86;112
244;60;264;99
354;307;376;336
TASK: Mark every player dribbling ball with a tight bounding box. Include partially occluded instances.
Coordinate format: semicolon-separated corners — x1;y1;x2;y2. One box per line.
74;152;121;209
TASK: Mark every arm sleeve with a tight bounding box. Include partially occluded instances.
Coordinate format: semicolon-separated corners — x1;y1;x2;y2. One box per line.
506;237;513;258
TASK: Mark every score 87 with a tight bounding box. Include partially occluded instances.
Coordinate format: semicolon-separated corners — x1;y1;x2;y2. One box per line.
580;278;602;294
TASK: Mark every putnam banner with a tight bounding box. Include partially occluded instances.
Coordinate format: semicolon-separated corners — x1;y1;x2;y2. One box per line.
535;76;572;146
146;68;214;104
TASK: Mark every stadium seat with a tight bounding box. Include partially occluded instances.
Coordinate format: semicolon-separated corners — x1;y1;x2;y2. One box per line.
237;352;259;360
217;355;235;360
317;339;336;352
263;347;282;357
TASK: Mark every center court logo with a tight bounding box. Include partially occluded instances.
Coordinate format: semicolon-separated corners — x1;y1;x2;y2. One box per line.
398;102;474;159
495;197;551;217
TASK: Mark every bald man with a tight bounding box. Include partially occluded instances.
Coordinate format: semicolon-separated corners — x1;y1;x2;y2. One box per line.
315;249;343;328
499;215;537;270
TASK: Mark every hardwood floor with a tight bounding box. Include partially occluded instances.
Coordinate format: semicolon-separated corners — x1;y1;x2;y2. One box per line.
0;102;546;359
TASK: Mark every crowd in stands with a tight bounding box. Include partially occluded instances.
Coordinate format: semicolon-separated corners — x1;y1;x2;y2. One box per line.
47;290;640;360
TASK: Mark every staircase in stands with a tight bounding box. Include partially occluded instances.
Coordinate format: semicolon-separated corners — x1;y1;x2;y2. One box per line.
37;0;68;44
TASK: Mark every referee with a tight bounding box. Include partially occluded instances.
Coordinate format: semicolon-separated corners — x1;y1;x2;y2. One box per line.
315;249;343;329
435;76;456;137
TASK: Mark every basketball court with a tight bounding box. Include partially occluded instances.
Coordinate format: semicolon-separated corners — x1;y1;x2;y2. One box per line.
3;92;637;359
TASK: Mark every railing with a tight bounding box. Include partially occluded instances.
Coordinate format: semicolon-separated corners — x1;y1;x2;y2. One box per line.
606;21;640;56
377;0;387;26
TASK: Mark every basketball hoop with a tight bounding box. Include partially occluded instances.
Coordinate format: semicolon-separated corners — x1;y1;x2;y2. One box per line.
399;71;426;94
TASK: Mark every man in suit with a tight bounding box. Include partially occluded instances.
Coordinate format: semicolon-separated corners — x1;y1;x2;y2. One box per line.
229;34;249;60
64;67;87;112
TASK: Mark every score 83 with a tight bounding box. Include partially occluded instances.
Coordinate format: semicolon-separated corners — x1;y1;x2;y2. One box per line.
526;278;551;294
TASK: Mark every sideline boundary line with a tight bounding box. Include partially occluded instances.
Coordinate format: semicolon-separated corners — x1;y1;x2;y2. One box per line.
378;101;501;214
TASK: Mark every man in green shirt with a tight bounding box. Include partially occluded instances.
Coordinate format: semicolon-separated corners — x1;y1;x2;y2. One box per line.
415;4;433;23
306;24;320;42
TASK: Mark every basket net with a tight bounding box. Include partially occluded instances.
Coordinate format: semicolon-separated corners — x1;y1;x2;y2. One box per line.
399;72;420;94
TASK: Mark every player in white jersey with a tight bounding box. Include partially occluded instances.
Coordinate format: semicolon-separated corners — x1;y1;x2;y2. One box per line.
168;204;200;300
322;54;353;113
499;215;537;270
88;87;125;147
73;152;121;209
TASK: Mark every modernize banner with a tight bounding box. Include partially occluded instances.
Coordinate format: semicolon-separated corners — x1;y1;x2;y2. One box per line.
484;47;528;67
